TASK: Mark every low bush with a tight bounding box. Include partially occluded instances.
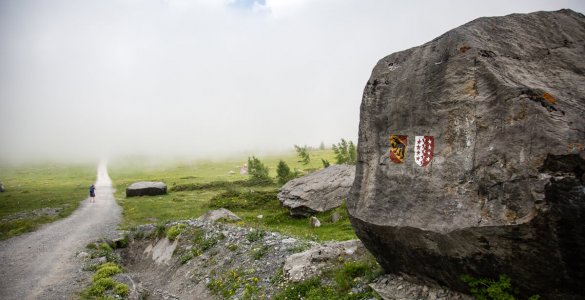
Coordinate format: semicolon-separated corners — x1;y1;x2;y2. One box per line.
246;229;266;242
92;265;122;281
461;274;540;300
114;283;129;297
93;277;117;290
166;223;186;241
82;262;127;299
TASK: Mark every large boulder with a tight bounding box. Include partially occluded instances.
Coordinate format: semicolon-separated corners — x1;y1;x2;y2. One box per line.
126;181;167;197
348;9;585;299
278;164;355;217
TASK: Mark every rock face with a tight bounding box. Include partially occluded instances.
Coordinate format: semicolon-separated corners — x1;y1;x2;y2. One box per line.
348;9;585;299
126;181;167;197
144;237;178;265
278;164;355;217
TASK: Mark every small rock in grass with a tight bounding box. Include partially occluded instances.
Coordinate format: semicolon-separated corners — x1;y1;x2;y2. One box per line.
310;216;321;228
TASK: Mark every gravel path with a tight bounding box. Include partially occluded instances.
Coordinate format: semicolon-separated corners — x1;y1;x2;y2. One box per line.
0;162;122;299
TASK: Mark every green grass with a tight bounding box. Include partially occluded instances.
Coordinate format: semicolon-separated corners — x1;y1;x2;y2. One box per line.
0;162;95;240
273;254;383;300
109;150;357;241
81;262;129;299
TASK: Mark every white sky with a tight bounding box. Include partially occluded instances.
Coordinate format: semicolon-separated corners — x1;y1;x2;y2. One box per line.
1;0;584;162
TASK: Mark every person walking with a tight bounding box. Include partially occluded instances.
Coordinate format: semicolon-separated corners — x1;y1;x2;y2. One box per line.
89;184;96;203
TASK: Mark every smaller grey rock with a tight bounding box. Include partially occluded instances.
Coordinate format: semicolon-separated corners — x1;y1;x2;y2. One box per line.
278;164;355;217
77;252;90;260
198;208;241;222
126;181;167;197
310;216;321;228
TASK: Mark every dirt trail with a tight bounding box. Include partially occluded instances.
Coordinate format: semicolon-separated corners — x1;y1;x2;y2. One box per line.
0;162;122;299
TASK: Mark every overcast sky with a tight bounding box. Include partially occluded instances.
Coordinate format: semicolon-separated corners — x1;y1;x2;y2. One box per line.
1;0;584;162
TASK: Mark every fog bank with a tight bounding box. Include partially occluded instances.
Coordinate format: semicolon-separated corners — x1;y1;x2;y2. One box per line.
1;0;583;163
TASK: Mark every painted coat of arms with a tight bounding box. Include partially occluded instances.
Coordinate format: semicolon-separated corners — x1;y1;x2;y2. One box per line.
415;136;434;167
389;135;408;163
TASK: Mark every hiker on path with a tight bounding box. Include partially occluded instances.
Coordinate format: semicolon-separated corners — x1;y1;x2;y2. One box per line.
89;184;96;203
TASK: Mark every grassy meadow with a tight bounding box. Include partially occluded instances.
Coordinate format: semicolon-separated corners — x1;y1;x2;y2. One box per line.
0;163;96;240
109;149;358;242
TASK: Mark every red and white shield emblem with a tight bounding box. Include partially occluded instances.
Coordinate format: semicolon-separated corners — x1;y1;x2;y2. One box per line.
415;136;434;167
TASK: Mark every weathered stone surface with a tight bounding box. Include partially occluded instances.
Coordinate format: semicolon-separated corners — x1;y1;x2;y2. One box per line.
144;237;178;265
370;274;472;300
348;9;585;299
197;208;241;222
283;240;366;282
126;181;167;197
278;164;355;217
